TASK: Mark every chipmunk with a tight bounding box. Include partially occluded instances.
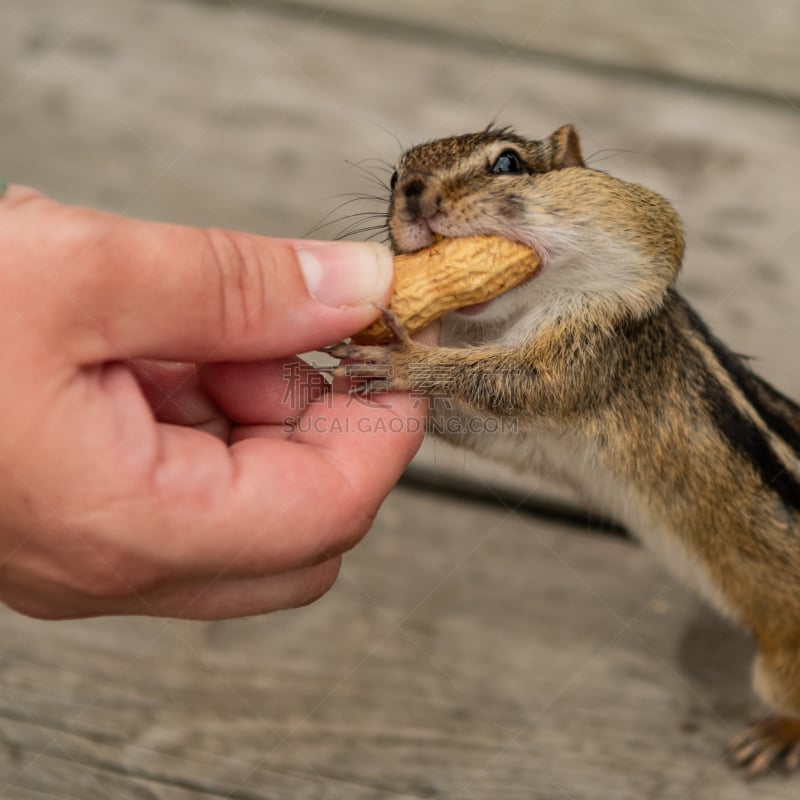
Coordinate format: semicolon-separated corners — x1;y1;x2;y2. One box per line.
326;124;800;776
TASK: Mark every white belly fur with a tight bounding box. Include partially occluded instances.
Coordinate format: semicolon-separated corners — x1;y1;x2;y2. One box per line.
439;411;740;622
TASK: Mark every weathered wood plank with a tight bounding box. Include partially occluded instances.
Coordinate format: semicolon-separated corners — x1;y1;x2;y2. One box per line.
0;486;781;798
252;0;800;102
0;2;798;794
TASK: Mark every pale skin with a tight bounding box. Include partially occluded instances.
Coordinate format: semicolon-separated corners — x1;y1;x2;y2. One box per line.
0;185;427;620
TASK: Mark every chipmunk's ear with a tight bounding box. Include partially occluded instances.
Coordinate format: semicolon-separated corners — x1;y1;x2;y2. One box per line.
550;124;585;169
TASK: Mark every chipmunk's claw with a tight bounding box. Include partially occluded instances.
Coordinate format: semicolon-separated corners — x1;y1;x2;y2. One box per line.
328;343;397;363
322;308;412;362
321;342;352;359
379;307;412;345
728;718;800;778
318;348;396;388
320;311;416;393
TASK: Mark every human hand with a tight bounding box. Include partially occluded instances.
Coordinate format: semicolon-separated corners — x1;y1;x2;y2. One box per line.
0;186;426;619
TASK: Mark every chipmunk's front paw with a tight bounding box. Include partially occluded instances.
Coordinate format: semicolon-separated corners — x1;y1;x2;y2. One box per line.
324;309;426;395
729;717;800;777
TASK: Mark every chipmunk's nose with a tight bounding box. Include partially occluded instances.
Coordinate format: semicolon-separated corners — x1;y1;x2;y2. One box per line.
399;173;441;221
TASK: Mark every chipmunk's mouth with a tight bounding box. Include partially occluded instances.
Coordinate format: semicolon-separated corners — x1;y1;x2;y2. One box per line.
425;233;489;315
406;230;541;319
427;230;542;317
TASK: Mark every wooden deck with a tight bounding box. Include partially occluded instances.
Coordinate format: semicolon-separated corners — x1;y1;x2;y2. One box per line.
1;0;799;796
0;487;771;799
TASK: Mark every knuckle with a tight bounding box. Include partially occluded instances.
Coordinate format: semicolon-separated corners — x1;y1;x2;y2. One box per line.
203;227;271;340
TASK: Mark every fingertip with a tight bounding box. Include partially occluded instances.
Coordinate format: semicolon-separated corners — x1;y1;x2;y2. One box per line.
295;240;393;308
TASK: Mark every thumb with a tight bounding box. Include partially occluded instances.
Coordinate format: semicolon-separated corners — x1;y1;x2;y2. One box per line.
5;189;394;362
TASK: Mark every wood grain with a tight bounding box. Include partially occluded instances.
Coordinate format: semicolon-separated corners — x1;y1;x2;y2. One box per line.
0;487;772;798
258;0;800;102
0;0;798;795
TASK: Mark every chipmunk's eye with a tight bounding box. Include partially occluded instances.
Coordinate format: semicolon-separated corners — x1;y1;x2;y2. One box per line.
491;150;524;175
390;170;399;190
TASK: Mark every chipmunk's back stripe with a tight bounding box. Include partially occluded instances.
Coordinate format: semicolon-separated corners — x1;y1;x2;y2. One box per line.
679;298;800;510
681;300;800;458
746;372;800;454
700;377;800;511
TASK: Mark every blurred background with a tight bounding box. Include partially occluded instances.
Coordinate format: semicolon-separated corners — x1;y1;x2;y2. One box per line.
2;1;799;797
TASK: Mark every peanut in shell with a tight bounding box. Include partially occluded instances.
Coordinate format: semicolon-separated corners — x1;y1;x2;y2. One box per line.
352;235;540;344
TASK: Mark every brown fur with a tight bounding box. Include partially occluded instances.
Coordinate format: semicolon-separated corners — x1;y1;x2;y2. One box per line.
333;125;800;774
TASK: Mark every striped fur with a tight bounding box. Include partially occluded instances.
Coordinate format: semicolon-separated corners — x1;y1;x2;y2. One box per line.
336;125;800;759
682;299;800;511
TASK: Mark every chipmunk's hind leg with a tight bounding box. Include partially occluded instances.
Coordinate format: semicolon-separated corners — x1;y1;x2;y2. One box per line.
729;650;800;777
